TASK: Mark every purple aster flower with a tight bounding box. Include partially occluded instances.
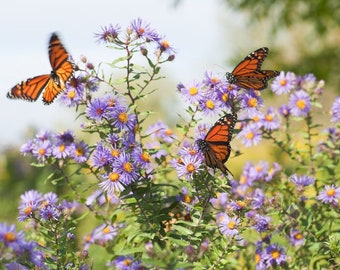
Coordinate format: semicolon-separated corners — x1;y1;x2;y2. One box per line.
317;184;340;205
198;93;224;116
288;90;311;117
264;162;281;182
147;120;176;143
157;38;176;55
55;130;75;145
59;76;85;107
330;97;340;123
109;107;137;132
52;141;71;159
104;93;126;111
203;70;222;88
252;214;271;232
131;147;152;170
240;90;263;113
95;24;121;43
42;192;59;206
263;243;287;267
289;229;304;247
113;153;139;185
91;142;112;169
278;104;290;117
109;255;143;270
175;154;203;180
35;129;51;142
261;107;280;130
86;97;108;122
216;213;240;237
32;140;52;162
0;223;25;252
5;262;29;270
99;170;126;193
20;140;34;156
249;160;269;181
290;174;315;189
210;192;229;209
237;124;262;147
39;204;61;221
271;71;296;95
130;18;160;42
179;80;205;104
84;76;100;92
298;73;317;90
91;223;118;245
70;140;90;163
252;188;265;209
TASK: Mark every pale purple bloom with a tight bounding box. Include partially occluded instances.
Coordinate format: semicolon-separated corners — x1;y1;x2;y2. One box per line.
130;18;160;42
271;71;296;95
99;170;126;193
317;184;340;204
210;192;229;209
175;154;203;180
290;174;315;188
252;188;265;209
289;229;304;247
263;243;287;267
330;97;340;123
147;120;176;143
70;140;90;163
95;24;121;43
86;97;108;122
278;104;290;117
288;90;311;117
261;107;280;130
237;124;262;147
179;80;205;104
252;214;271;232
217;213;240;237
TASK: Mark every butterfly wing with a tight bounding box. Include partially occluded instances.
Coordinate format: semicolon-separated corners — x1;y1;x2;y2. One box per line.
43;33;74;104
226;47;279;90
7;74;51;102
197;113;237;175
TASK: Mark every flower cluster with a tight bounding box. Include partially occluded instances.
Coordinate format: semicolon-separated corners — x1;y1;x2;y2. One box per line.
20;129;90;164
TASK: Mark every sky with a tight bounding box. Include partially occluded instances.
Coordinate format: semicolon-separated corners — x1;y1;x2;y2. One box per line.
0;0;246;147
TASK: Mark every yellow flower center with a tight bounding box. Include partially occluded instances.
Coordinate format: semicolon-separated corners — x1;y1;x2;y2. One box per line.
68;89;76;99
228;221;236;229
137;28;145;35
271;249;280;259
124;259;132;266
280;79;287;86
296;99;306;109
183;194;191;203
165;129;173;136
24;206;33;215
206;99;215;110
248;98;258;107
186;163;195;173
240;175;247;185
327;188;336;197
75;147;83;156
256;165;263;173
59;144;65;152
294;232;303;240
123;162;133;173
265;114;273;122
161;40;170;48
111;149;120;157
222;93;229;102
141;152;151;162
253;115;260;122
38;148;46;156
109;172;120;182
118;112;128;123
246;132;254;140
189;87;198;96
102;227;111;234
236;200;246;208
255;253;261;264
4;232;16;242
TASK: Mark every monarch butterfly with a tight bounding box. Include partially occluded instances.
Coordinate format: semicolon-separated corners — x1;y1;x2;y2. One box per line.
196;113;237;175
7;33;74;105
225;47;279;91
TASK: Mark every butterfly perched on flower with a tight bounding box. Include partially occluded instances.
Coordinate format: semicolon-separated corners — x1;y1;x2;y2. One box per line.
225;47;279;90
196;112;237;175
7;33;74;105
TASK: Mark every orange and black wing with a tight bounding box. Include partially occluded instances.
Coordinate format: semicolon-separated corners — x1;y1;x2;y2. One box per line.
7;74;51;102
197;113;237;175
225;47;279;90
43;33;73;104
7;33;73;105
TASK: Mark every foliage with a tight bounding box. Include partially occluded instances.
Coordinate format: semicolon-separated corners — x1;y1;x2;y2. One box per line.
1;18;340;269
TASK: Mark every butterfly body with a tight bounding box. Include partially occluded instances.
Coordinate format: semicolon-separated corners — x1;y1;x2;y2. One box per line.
7;33;73;105
197;113;237;175
226;47;279;90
